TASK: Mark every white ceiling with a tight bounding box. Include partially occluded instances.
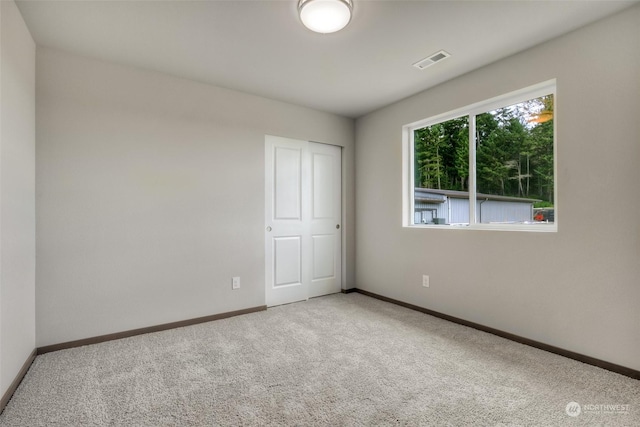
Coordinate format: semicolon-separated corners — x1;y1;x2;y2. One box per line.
16;0;638;118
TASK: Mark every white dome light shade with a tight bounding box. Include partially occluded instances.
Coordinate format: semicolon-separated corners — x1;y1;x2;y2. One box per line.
298;0;353;34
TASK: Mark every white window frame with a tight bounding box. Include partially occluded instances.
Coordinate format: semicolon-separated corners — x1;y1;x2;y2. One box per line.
402;79;557;232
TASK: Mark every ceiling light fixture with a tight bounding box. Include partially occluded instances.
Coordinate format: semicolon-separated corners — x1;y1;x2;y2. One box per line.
298;0;353;34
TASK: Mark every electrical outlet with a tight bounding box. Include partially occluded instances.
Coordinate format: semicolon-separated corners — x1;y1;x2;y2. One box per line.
232;277;240;290
422;275;430;288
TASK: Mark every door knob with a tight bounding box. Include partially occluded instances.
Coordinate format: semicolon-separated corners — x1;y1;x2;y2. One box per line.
336;224;340;229
266;226;272;232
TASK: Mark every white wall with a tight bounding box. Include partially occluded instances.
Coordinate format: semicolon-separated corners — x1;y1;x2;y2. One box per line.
36;48;355;347
0;0;36;396
355;6;640;371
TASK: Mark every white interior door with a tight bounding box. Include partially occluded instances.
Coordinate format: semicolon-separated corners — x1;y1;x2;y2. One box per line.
308;142;342;299
265;135;341;307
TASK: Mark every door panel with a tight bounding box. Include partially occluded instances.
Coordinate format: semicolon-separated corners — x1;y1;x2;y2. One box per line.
312;234;335;280
308;142;341;299
312;153;334;219
265;135;341;307
274;147;302;220
265;136;309;306
274;236;302;287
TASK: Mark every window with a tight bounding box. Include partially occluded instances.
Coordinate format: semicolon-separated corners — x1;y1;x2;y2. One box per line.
403;80;556;231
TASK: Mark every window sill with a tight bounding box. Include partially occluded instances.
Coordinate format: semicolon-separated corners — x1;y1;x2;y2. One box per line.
406;223;558;233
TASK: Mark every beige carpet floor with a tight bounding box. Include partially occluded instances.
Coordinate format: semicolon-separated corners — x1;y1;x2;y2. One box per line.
1;293;639;426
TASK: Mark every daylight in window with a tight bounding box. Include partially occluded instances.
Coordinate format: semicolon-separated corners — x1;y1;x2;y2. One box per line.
409;83;555;230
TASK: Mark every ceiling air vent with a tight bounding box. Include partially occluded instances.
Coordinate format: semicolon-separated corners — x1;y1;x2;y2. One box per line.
413;50;451;70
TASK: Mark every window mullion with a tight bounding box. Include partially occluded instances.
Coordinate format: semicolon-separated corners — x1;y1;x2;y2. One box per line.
468;114;477;225
408;128;416;225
